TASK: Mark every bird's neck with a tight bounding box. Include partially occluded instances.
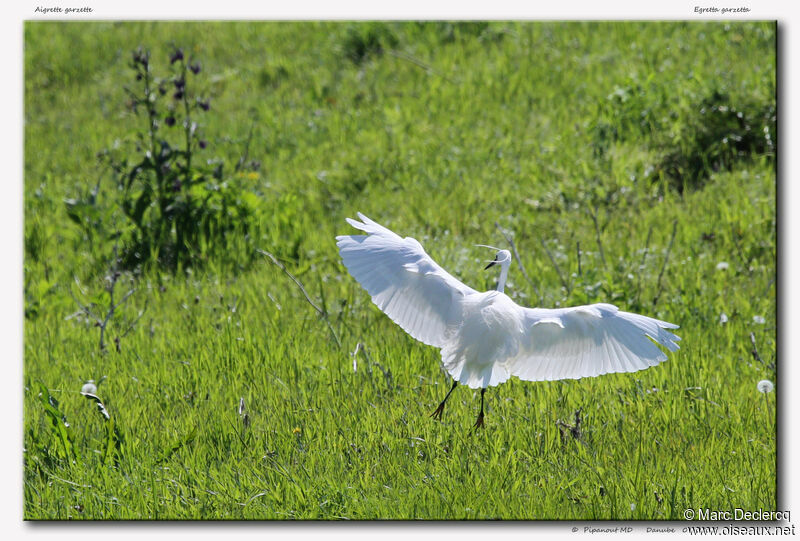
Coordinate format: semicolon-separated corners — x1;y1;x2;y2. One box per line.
496;263;509;293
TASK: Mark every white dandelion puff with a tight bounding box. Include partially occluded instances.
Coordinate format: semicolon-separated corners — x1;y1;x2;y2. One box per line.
716;261;730;271
719;313;728;325
753;315;766;325
757;380;774;394
81;380;97;394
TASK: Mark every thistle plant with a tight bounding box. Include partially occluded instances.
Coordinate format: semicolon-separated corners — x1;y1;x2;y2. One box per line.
120;46;213;268
72;46;262;272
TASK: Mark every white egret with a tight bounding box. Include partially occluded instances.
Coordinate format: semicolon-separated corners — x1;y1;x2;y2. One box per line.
336;213;680;429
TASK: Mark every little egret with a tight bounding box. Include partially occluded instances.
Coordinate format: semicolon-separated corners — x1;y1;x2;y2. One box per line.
336;213;680;429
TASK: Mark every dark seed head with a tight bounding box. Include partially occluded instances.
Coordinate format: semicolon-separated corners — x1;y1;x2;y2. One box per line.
173;91;184;100
198;98;210;111
165;116;176;127
132;47;150;67
199;140;207;149
170;48;184;64
189;61;202;75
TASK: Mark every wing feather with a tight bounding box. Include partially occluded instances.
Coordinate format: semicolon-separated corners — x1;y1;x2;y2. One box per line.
336;213;477;348
507;303;680;381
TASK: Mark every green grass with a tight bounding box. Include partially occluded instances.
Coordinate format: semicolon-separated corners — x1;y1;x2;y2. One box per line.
23;21;776;519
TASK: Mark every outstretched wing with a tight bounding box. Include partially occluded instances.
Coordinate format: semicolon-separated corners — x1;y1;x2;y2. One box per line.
336;213;477;348
506;303;680;381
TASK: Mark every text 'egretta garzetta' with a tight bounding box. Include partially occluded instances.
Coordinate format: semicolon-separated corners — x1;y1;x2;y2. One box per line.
336;213;681;429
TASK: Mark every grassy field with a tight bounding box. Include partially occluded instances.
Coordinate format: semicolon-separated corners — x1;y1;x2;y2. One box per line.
23;21;776;520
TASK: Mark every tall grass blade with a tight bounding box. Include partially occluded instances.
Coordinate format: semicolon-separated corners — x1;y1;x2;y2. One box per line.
82;391;125;465
36;383;78;463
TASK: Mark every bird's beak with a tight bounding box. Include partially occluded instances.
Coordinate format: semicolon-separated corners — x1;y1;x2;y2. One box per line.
484;258;497;270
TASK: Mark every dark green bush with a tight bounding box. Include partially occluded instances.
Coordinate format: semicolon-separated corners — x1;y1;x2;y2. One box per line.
341;23;399;64
591;80;775;193
655;89;776;192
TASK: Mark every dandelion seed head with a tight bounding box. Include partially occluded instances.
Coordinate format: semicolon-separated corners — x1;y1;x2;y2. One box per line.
719;313;728;325
753;315;766;324
81;380;97;394
716;261;730;271
757;380;774;394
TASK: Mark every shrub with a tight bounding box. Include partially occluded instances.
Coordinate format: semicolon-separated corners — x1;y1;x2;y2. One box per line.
655;89;776;192
591;81;775;193
341;23;399;64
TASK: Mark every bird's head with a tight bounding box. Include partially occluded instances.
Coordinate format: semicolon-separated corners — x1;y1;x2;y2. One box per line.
475;245;511;270
484;249;512;270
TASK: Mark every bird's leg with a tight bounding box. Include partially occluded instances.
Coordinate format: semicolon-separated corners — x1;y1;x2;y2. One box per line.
473;388;486;430
430;380;458;420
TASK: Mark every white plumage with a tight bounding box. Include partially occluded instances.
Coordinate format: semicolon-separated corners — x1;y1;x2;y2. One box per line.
336;212;680;427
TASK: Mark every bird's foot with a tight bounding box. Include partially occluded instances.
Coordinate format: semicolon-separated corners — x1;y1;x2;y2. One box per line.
472;412;485;430
430;403;446;420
